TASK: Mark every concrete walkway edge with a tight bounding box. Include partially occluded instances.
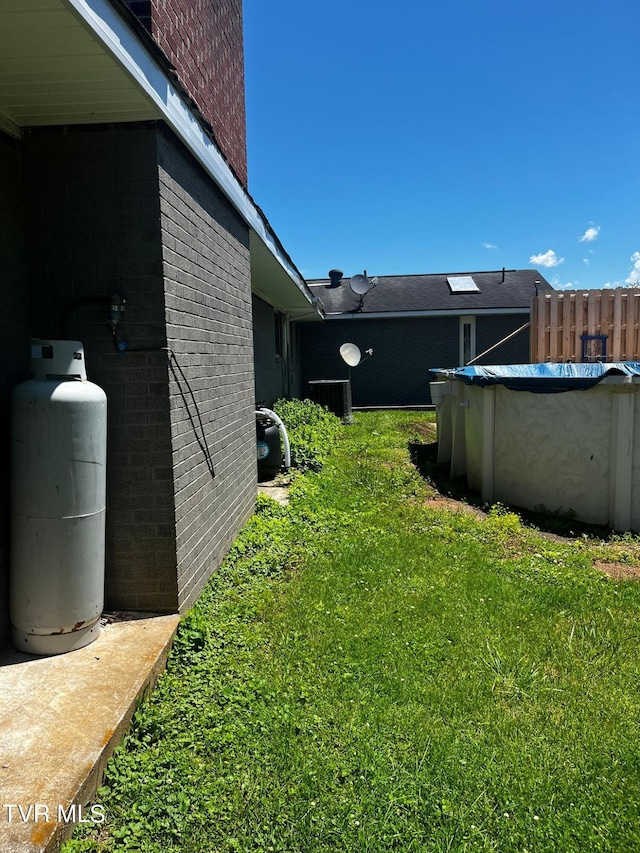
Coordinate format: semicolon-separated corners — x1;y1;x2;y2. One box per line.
0;614;180;853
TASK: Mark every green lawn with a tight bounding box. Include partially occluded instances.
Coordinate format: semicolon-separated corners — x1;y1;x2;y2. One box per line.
66;410;640;853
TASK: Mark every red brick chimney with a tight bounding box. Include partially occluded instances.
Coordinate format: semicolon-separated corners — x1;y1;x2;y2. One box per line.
124;0;248;188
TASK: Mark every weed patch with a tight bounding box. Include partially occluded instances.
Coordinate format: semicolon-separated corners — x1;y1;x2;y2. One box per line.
272;398;342;473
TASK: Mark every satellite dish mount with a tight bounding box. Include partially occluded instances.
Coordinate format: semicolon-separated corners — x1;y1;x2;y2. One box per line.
339;342;374;382
349;270;377;311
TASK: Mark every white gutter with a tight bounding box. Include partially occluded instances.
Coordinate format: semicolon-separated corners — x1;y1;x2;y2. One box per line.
63;0;314;306
322;307;531;320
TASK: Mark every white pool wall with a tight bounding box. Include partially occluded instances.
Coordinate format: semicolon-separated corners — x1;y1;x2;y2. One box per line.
432;376;640;531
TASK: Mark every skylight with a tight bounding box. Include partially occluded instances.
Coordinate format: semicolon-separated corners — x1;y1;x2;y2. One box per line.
447;275;479;293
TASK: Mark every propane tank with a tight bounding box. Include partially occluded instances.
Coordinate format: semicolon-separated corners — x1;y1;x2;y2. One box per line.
10;340;107;654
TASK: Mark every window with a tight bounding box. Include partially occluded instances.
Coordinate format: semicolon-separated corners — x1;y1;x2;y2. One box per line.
448;275;479;293
274;311;285;358
290;322;299;361
460;315;476;365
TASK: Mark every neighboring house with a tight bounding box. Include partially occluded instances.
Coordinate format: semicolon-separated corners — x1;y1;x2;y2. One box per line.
298;269;553;407
0;0;320;647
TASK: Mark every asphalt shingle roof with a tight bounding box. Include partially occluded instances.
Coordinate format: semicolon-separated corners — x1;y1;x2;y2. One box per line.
309;269;553;316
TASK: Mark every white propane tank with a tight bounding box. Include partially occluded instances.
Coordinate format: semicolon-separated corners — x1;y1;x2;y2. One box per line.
10;340;107;654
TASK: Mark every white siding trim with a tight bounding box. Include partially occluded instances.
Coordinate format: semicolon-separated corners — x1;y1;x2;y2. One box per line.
322;308;530;320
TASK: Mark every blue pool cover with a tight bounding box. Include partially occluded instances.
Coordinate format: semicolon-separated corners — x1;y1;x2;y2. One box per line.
432;363;640;393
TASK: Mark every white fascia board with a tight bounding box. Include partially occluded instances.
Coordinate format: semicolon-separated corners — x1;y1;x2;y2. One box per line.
63;0;314;308
322;307;530;320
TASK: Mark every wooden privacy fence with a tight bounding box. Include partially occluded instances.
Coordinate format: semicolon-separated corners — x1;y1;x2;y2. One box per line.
530;288;640;363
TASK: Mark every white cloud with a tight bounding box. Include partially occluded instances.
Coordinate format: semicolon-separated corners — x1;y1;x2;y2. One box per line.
551;275;577;290
582;258;589;265
530;249;565;268
579;225;600;243
482;242;498;249
625;251;640;286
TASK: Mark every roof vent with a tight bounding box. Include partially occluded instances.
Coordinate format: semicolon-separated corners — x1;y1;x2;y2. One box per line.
326;269;343;289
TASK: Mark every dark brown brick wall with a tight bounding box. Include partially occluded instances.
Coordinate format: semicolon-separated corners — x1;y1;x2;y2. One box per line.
148;0;248;187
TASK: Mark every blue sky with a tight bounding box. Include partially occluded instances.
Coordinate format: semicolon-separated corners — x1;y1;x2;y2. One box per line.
243;0;639;290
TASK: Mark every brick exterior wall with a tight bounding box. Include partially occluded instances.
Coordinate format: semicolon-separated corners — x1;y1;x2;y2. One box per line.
0;133;31;647
298;317;455;407
157;126;255;610
21;124;179;612
252;295;286;405
475;314;531;366
298;313;531;407
288;321;303;400
8;121;256;621
121;0;248;187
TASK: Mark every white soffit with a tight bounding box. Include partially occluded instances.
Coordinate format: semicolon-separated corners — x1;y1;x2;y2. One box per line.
0;0;316;313
0;0;159;129
250;231;323;320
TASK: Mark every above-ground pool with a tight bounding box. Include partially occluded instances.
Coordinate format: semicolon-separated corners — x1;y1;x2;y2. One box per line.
431;363;640;531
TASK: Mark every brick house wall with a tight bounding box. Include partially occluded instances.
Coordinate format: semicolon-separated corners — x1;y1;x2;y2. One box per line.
0;120;256;633
252;295;286;405
121;0;248;188
475;314;531;366
0;135;30;647
22;123;179;612
287;320;304;400
298;314;531;407
0;0;305;646
157;126;255;609
252;296;305;405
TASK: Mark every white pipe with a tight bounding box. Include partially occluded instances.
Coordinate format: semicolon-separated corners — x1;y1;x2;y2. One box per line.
255;408;291;469
466;321;531;366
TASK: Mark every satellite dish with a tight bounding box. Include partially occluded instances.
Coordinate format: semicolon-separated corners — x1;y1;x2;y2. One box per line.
339;343;362;367
350;274;373;295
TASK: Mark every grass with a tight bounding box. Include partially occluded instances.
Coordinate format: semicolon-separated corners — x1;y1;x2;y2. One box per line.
65;411;640;853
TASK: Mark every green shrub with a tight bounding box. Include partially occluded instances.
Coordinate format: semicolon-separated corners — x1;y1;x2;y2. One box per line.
272;397;342;472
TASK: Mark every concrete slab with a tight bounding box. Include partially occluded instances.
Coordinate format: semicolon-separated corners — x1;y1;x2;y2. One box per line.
0;613;180;853
257;481;289;505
